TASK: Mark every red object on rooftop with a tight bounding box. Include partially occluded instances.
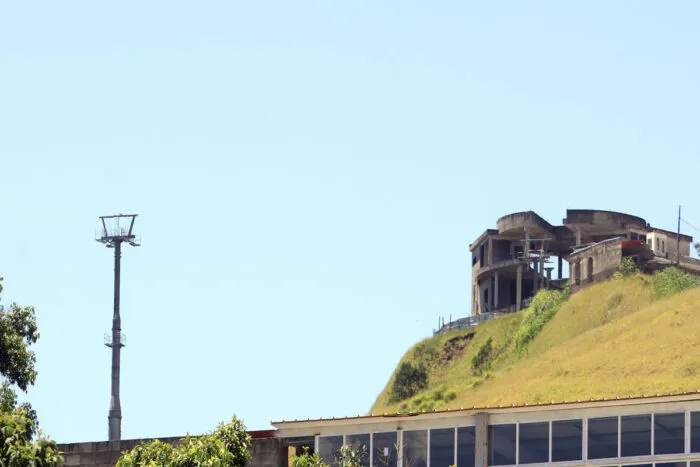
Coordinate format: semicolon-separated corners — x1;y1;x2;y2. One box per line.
621;239;645;248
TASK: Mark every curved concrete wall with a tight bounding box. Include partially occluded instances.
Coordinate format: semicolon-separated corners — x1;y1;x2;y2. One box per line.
564;210;649;231
496;211;554;236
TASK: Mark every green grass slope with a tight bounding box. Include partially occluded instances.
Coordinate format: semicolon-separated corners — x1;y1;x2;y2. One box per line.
371;274;700;415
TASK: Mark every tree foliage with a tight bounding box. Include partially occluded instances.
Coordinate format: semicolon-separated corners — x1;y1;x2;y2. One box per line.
0;408;63;466
0;277;62;466
0;278;40;392
389;362;428;402
614;257;639;278
116;416;252;467
652;267;700;299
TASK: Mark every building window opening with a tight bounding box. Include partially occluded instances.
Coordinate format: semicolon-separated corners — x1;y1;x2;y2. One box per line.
488;424;516;466
587;257;594;283
403;430;427;467
318;436;343;466
551;419;582;462
457;427;476;467
691;412;700;452
518;422;549;464
621;414;651;457
429;428;455;467
372;432;397;467
588;416;618;459
654;412;685;455
346;435;370;467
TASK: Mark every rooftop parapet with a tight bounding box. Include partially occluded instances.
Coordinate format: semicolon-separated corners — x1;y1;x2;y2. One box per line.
497;211;555;237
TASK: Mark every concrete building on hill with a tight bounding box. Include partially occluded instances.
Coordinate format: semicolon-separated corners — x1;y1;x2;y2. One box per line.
468;209;698;318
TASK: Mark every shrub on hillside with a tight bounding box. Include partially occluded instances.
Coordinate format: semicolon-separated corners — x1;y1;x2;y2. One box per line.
652;267;700;299
413;339;440;368
471;337;493;374
515;288;569;352
614;257;639;278
389;362;428;402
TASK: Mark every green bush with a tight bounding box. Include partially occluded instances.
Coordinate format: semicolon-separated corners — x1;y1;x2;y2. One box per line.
471;337;493;373
407;387;458;413
614;257;639;278
389;362;428;402
413;340;440;368
652;267;700;299
515;288;569;352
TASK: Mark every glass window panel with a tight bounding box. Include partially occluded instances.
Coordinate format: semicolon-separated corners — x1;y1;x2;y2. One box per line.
692;412;700;453
691;462;700;467
621;414;651;457
318;436;343;466
457;426;475;467
656;463;687;467
488;424;516;466
588;417;618;459
654;413;685;455
403;430;427;467
518;422;549;464
430;428;454;467
552;419;582;462
346;434;370;467
373;432;398;467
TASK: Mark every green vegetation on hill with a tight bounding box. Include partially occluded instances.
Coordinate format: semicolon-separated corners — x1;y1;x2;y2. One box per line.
372;268;700;415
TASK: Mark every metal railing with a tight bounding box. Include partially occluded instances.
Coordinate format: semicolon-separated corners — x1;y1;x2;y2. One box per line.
433;298;534;335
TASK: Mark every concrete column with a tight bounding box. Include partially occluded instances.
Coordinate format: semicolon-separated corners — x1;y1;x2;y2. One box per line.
524;231;530;258
475;412;489;467
532;259;539;294
494;271;499;309
575;229;582;246
516;265;522;311
487;238;493;265
557;256;563;279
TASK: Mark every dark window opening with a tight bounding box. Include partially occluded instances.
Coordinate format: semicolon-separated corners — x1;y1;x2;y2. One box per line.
654;412;685;455
518;422;549;464
552;419;582;462
373;432;398;467
488;425;516;466
457;427;475;467
588;417;618;459
429;428;454;467
621;414;651;457
691;412;700;452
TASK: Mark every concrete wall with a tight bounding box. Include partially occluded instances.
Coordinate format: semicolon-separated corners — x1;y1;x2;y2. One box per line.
570;239;622;293
59;436;286;467
648;231;691;259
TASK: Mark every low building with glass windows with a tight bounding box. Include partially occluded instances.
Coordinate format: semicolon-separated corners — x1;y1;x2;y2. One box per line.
273;392;700;467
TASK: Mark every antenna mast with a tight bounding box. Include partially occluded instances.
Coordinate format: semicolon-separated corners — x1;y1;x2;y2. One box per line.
96;214;140;441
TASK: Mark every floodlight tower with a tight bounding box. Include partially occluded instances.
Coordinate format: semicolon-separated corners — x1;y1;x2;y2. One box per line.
96;214;140;441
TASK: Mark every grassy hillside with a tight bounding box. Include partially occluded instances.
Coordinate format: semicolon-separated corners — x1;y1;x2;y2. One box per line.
371;272;700;415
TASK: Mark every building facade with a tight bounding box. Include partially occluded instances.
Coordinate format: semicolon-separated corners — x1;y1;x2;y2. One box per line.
274;393;700;467
469;210;696;317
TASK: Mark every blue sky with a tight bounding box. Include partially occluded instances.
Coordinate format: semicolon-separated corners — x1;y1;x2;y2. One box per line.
1;1;699;443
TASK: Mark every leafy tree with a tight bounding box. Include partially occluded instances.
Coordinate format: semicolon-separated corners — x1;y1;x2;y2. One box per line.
0;277;63;466
291;447;326;467
389;362;428;402
117;416;252;467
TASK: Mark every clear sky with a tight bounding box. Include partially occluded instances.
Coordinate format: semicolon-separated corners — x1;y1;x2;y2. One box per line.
1;1;699;443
